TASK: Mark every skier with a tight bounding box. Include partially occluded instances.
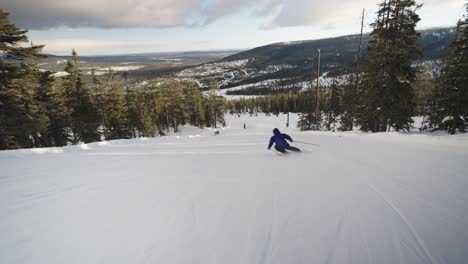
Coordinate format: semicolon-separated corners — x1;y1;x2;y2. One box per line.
268;128;301;153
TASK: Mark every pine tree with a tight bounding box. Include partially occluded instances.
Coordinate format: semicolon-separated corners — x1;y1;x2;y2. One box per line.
182;80;205;128
341;8;365;132
414;63;435;131
154;81;172;133
139;84;158;137
357;0;422;132
90;68;107;137
166;80;187;133
205;81;226;128
323;81;341;131
62;50;100;143
12;67;50;148
0;11;47;149
429;3;468;134
340;74;361;131
125;84;140;137
297;89;317;131
102;69;130;140
34;71;70;146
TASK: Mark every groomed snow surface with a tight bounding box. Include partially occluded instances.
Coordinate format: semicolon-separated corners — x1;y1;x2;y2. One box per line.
1;114;468;264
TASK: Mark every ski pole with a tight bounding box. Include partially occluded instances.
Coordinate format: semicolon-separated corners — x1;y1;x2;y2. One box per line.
294;141;320;146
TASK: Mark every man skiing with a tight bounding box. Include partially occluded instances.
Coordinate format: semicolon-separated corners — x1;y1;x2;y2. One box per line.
268;128;301;153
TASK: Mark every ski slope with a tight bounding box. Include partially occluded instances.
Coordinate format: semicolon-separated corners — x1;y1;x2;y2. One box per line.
1;114;468;264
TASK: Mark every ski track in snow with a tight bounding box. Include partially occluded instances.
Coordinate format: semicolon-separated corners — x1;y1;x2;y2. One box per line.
366;183;438;264
325;216;345;264
1;114;468;264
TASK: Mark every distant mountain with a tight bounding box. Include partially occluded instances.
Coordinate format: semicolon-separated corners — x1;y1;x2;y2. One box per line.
178;27;455;95
37;50;242;81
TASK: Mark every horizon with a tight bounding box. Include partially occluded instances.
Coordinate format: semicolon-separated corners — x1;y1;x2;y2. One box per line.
43;48;247;58
2;0;466;56
40;25;455;57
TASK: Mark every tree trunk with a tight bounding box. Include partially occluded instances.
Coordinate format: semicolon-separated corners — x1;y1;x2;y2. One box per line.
380;114;387;132
0;133;6;150
166;107;170;133
373;116;380;133
214;112;217;128
451;115;457;134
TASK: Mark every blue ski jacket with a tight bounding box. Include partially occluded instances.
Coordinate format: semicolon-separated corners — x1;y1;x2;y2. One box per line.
268;130;293;151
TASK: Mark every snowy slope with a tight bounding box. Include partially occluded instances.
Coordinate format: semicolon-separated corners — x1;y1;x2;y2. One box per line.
1;114;468;264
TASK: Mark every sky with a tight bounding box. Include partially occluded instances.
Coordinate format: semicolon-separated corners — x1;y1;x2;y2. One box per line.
3;0;466;55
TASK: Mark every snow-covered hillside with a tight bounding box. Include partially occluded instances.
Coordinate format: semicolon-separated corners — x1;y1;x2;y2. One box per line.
1;114;468;264
174;27;454;95
177;60;350;97
177;59;297;90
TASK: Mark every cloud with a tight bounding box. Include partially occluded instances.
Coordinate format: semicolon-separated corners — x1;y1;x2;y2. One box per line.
3;0;200;29
260;0;375;28
3;0;466;30
257;0;465;29
198;0;254;25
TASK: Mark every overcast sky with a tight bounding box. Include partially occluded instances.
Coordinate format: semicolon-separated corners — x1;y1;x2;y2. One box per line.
3;0;466;55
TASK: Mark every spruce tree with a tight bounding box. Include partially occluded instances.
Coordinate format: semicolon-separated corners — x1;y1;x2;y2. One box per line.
429;3;468;134
34;71;70;146
62;50;100;143
357;0;422;132
182;80;205;128
12;67;50;148
139;84;158;137
102;69;130;140
154;82;171;133
0;11;47;149
297;89;317;131
414;63;435;131
125;85;140;137
341;9;366;132
166;80;187;133
323;81;341;131
205;81;226;128
340;56;364;131
90;68;107;137
340;75;360;131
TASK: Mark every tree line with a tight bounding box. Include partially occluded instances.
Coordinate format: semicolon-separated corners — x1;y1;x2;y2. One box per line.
228;0;468;134
0;10;225;150
1;1;467;150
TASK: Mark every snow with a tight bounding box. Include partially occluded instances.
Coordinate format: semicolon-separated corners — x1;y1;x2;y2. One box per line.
177;59;298;91
319;72;351;87
155;58;184;62
1;114;468;264
442;116;454;123
216;92;259;101
94;65;144;72
102;66;145;71
85;65;145;75
86;71;107;76
277;41;304;46
214;70;348;97
219;79;284;94
51;71;70;78
178;59;250;77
